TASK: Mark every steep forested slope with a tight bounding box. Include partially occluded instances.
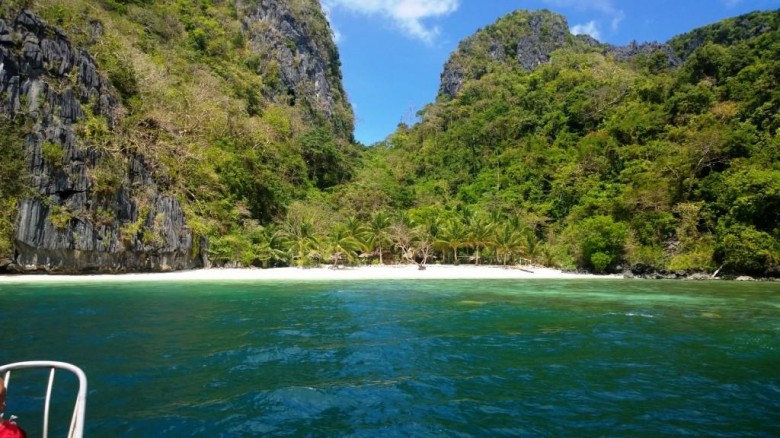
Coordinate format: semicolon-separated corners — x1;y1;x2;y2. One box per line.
0;0;356;272
2;4;777;277
327;9;780;276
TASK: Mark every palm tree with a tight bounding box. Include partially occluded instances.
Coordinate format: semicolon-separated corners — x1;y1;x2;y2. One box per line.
522;228;542;266
344;216;368;241
437;218;468;264
280;217;319;268
465;213;495;265
367;211;392;264
327;223;363;266
248;223;287;268
492;223;524;266
413;214;442;263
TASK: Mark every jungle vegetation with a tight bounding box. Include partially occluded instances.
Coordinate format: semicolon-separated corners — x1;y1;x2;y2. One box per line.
0;0;357;259
1;2;778;275
250;9;780;276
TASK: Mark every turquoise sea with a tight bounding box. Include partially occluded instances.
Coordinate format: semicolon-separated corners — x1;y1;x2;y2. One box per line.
1;279;779;437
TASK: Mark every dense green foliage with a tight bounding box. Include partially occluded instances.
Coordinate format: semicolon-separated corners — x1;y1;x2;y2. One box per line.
3;0;357;256
302;9;779;276
4;3;779;276
439;10;574;98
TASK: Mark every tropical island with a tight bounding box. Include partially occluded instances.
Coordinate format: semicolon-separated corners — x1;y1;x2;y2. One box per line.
1;5;780;435
0;0;778;279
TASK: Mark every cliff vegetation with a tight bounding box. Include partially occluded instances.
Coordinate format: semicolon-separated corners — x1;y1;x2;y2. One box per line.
0;0;356;271
303;9;780;278
1;4;778;277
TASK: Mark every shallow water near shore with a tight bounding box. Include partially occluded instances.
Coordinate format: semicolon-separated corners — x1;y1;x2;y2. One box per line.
1;279;779;436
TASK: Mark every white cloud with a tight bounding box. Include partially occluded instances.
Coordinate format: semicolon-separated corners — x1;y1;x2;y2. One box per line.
323;0;459;45
543;0;625;31
571;21;601;40
321;2;343;42
610;11;625;31
722;0;743;6
332;26;343;43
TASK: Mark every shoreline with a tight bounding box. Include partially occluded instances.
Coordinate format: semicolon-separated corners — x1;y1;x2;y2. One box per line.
0;264;618;283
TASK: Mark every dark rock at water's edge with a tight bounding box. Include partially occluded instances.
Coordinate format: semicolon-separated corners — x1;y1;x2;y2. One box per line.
625;262;713;280
622;263;780;281
0;11;203;273
623;269;704;280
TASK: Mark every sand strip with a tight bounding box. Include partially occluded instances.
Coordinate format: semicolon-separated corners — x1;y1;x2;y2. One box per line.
0;265;618;283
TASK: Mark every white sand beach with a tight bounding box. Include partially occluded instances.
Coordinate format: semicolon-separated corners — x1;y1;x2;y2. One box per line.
0;264;617;283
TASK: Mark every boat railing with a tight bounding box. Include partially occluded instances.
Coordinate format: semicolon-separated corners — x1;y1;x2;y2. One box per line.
0;361;87;438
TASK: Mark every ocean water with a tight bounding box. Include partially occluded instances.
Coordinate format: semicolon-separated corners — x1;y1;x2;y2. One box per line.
1;279;778;437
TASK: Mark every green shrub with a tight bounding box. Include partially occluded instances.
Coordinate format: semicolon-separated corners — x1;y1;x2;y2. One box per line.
119;205;149;244
669;240;716;272
574;215;629;272
101;0;128;14
209;232;252;266
0;198;18;257
90;159;123;197
715;224;780;274
0;117;30;258
49;206;72;229
0;0;33;17
590;252;612;273
627;244;667;269
630;212;676;246
41;141;65;167
78;110;112;146
107;59;139;102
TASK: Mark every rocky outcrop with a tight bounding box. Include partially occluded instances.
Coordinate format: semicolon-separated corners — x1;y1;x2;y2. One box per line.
439;65;466;101
239;0;353;137
439;10;573;99
605;41;681;68
670;10;779;61
0;11;202;273
515;12;570;71
438;9;684;100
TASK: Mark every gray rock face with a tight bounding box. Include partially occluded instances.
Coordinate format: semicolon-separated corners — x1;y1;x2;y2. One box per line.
670;10;779;61
0;11;202;273
239;0;352;134
515;12;569;71
574;34;600;48
605;41;681;68
439;10;572;99
438;9;684;100
438;63;465;101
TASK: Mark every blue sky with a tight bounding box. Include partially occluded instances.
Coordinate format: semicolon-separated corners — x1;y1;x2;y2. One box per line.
322;0;779;145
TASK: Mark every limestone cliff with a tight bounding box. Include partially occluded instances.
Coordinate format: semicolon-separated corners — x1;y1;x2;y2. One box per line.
0;11;200;273
669;9;779;60
439;10;574;99
437;9;777;102
240;0;353;137
438;10;680;100
0;0;352;273
605;41;680;67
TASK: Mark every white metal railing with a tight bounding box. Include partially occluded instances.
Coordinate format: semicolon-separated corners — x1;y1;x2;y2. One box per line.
0;361;87;438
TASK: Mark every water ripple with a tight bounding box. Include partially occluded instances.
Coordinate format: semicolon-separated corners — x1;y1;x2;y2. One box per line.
1;280;778;437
